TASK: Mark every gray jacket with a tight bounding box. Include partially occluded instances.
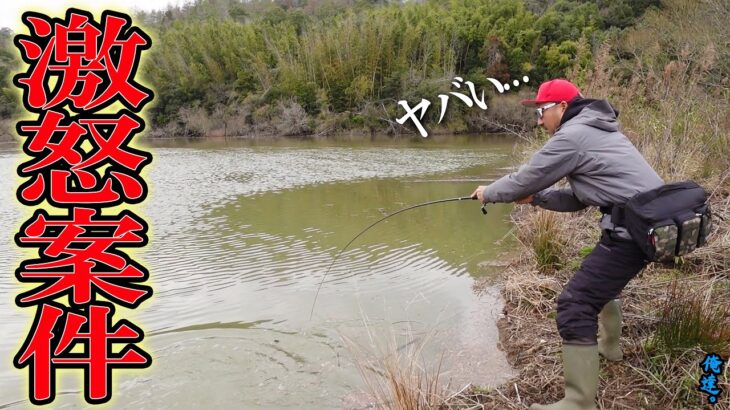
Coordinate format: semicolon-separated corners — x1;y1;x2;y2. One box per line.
484;99;664;216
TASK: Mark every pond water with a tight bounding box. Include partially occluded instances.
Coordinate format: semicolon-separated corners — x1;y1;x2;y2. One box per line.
0;135;519;409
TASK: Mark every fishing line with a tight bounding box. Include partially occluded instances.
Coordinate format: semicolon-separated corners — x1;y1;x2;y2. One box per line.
309;195;487;319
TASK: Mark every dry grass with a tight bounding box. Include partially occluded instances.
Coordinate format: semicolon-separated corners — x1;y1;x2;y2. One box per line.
514;209;570;273
342;317;498;410
341;321;451;410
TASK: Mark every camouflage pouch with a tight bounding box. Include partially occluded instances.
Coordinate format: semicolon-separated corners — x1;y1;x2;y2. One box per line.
623;181;709;262
650;224;678;262
698;206;713;247
677;215;701;256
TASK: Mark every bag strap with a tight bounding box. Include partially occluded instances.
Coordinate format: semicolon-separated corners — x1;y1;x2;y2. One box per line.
612;205;626;226
600;204;626;226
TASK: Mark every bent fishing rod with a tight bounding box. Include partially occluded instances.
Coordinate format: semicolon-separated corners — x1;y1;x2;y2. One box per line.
309;195;488;319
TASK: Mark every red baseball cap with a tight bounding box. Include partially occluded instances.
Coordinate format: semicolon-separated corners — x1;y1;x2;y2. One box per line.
521;79;582;106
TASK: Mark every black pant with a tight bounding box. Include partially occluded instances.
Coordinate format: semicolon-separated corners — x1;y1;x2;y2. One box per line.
556;231;648;343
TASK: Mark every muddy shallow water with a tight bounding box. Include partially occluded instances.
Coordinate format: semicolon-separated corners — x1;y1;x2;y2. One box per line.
0;135;518;409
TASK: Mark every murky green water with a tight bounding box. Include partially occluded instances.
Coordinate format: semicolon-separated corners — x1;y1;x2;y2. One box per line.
0;135;518;409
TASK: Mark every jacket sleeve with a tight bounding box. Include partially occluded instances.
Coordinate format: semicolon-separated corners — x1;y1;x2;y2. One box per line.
531;187;588;212
483;132;580;203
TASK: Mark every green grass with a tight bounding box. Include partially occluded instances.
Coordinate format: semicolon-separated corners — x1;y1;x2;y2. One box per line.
649;281;730;357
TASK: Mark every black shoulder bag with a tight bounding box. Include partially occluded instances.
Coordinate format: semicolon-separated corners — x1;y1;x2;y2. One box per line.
620;181;712;262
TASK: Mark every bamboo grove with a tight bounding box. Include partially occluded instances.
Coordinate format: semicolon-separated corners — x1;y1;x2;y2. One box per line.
1;0;662;137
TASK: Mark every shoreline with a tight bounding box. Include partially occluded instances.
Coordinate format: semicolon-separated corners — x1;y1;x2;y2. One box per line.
138;126;523;141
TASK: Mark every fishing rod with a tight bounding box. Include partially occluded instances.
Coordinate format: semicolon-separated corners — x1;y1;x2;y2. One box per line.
309;195;487;319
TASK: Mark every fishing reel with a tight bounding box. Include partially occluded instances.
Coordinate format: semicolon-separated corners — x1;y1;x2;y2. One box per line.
469;194;488;215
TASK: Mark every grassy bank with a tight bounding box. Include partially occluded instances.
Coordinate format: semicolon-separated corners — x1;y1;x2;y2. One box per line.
471;194;729;409
473;1;729;407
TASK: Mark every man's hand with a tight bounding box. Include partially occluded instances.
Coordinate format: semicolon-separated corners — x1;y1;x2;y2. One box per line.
471;185;488;203
472;187;533;205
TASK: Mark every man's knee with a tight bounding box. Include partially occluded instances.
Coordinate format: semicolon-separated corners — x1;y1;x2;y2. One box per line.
556;287;600;343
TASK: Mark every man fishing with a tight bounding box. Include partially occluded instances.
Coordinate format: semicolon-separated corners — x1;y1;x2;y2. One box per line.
472;78;664;410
